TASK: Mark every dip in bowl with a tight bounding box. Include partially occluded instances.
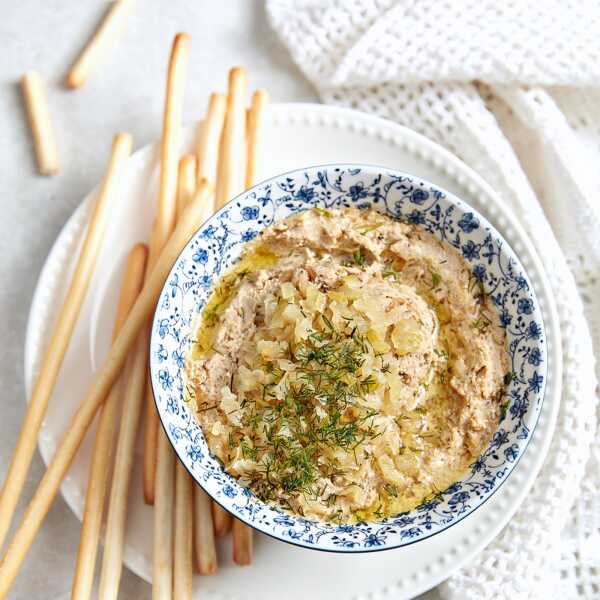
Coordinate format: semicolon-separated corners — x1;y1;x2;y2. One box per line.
149;165;547;552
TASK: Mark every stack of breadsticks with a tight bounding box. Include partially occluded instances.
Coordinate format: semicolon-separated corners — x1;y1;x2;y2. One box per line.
1;30;269;600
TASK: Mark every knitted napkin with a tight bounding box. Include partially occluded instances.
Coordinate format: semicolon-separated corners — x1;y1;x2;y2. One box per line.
266;1;600;598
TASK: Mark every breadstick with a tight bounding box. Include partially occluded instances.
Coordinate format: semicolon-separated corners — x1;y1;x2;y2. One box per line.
245;90;269;189
153;431;175;600
152;34;192;595
155;32;190;250
212;502;232;537
21;71;59;175
142;224;161;504
176;155;197;221
0;132;131;551
98;328;149;599
196;92;226;232
143;375;159;503
172;155;200;595
152;30;195;583
71;243;147;600
215;67;247;209
144;32;190;506
232;518;253;566
0;180;211;600
232;89;269;566
99;226;153;600
193;487;217;574
66;0;136;89
173;463;193;599
197;92;226;183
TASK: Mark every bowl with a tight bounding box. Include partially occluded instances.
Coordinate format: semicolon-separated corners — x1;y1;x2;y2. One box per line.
149;164;547;552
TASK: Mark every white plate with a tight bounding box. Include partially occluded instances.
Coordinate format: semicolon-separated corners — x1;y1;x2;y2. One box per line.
24;104;561;599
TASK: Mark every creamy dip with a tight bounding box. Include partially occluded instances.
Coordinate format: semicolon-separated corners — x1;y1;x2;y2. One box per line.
185;207;508;523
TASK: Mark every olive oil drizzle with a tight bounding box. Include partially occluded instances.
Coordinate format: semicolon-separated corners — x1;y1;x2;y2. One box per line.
191;244;279;356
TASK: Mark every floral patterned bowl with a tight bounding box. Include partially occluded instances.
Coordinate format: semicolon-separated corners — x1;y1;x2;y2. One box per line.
149;164;547;552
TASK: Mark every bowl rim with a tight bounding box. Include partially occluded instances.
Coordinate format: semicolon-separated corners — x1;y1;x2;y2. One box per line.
149;162;548;553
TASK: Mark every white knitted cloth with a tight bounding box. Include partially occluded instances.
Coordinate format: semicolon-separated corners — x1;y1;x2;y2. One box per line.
266;1;600;598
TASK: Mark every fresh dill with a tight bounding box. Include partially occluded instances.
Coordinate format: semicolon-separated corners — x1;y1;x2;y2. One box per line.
353;247;365;266
394;414;409;429
359;222;384;235
203;303;221;326
239;321;384;504
382;483;398;498
434;348;449;360
472;313;492;332
468;270;487;298
185;383;196;404
499;400;510;421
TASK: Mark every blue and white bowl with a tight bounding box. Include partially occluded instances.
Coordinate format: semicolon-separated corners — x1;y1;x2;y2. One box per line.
149;164;547;552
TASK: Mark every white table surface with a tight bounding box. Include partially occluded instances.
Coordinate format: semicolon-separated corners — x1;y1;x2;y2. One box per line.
0;2;438;598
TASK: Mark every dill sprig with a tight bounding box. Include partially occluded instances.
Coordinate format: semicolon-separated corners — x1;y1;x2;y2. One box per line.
472;313;492;332
359;222;384;235
353;247;365;266
430;270;441;288
240;320;382;506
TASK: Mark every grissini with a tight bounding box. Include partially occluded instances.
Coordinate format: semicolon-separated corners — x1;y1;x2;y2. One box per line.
173;463;193;600
172;154;198;597
151;32;191;600
215;67;247;210
155;32;190;253
98;315;149;599
196;92;226;183
0;131;131;552
232;88;270;566
66;0;136;89
195;93;226;226
244;90;269;189
21;71;60;175
71;243;147;600
232;518;253;567
0;180;212;600
153;430;175;600
193;485;217;575
141;220;160;505
212;66;248;538
176;154;197;220
144;32;191;507
142;230;160;505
